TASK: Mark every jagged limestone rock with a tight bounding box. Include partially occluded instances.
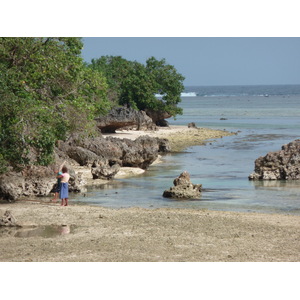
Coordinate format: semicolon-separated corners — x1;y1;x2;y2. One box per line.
163;171;202;199
95;107;156;133
249;139;300;180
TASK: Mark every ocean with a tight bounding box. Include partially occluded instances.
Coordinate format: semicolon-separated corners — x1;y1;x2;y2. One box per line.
72;85;300;215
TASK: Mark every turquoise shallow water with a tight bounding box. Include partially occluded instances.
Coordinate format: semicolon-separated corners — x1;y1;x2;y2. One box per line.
72;85;300;215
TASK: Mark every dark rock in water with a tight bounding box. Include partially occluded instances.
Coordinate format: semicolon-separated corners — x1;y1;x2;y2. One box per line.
188;122;197;128
95;107;156;133
249;139;300;180
163;171;202;199
0;210;18;227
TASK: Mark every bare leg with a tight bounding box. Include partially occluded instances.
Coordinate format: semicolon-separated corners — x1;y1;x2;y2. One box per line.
61;199;65;206
51;192;58;202
64;198;68;206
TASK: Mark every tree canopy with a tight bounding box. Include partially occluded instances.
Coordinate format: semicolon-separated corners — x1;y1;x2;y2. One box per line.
0;37;110;170
0;38;185;172
89;55;185;116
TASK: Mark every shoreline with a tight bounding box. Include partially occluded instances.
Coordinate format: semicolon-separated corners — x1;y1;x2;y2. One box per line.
103;125;235;152
74;125;236;183
0;201;299;261
1;125;299;262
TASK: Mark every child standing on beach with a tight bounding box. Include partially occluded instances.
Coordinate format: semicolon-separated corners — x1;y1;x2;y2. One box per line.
58;166;70;206
51;161;66;202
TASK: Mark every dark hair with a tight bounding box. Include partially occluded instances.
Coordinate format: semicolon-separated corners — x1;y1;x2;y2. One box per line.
62;166;68;173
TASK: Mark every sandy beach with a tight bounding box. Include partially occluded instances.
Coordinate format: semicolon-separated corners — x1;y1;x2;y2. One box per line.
0;202;299;262
0;126;299;262
103;125;234;152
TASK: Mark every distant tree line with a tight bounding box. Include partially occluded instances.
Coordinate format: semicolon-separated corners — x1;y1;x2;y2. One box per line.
0;37;184;172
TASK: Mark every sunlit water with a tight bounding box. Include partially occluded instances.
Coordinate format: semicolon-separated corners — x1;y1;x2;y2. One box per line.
72;85;300;215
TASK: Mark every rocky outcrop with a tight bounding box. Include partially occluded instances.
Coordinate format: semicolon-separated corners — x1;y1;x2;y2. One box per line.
188;122;197;128
91;159;121;180
0;166;56;201
145;108;171;127
0;210;18;227
105;136;168;169
163;171;202;199
62;135;170;170
0;118;170;201
0;164;86;201
249;139;300;180
95;107;156;133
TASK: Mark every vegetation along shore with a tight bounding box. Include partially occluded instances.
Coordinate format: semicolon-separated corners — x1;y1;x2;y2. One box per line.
0;38;299;262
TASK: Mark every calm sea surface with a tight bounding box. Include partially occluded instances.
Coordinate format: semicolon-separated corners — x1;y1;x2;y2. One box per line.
72;85;300;215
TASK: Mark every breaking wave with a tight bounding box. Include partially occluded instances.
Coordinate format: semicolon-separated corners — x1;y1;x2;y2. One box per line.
155;92;198;97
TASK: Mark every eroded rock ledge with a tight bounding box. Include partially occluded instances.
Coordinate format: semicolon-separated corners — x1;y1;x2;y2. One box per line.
95;107;156;133
0;135;169;201
249;139;300;180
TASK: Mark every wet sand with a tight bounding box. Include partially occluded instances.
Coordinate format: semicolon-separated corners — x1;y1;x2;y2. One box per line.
0;202;299;262
0;126;299;262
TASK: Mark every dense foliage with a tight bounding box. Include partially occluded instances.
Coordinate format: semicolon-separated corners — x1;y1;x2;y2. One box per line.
89;56;185;116
0;38;184;172
0;37;110;170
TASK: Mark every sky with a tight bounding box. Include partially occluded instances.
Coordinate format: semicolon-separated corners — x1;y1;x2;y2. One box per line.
2;2;299;86
82;37;300;86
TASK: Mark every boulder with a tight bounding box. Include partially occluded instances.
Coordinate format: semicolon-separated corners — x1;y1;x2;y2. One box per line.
68;169;87;193
77;136;124;162
0;163;87;201
0;166;56;201
157;138;171;153
188;122;197;128
249;139;300;180
163;171;202;199
145;108;171;127
59;134;169;170
66;146;100;166
91;159;121;180
95;107;156;133
114;136;166;169
0;210;18;227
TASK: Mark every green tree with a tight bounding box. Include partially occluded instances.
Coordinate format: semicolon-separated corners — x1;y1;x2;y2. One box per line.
0;37;110;170
89;55;185;118
90;56;132;104
146;57;184;116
